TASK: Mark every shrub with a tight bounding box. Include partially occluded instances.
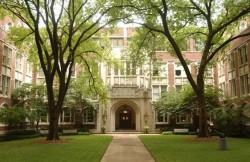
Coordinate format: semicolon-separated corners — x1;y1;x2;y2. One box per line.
188;132;197;135
143;126;149;134
101;126;106;134
160;126;174;132
77;128;89;132
2;129;40;141
0;106;29;130
162;131;173;135
78;132;90;135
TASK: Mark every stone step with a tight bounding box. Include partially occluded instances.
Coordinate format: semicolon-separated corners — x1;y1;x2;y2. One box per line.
108;130;143;134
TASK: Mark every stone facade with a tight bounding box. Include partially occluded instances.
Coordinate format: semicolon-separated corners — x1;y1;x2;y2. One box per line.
1;16;249;133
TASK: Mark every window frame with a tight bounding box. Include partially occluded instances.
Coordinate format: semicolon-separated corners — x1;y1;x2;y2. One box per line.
176;113;192;124
83;109;96;124
155;110;169;124
60;109;75;124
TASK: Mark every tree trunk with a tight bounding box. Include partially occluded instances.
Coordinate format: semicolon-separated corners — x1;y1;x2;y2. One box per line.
47;109;60;140
197;88;209;137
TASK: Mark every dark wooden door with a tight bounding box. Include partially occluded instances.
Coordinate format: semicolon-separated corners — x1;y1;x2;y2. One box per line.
119;112;131;129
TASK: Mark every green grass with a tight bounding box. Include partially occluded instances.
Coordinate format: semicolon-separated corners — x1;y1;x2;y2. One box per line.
0;135;112;162
139;135;250;162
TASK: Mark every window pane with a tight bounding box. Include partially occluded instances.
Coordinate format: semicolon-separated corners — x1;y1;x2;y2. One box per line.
161;86;167;93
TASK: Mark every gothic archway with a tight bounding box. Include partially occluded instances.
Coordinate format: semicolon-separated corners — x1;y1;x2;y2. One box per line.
115;104;135;130
110;99;140;132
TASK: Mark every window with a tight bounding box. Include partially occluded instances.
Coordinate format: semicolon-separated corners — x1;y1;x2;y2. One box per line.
60;109;75;123
15;55;23;87
176;113;192;124
175;85;182;91
132;64;136;75
107;65;111;76
229;79;236;97
175;70;181;76
15;79;22;89
152;86;160;101
239;45;247;66
41;113;49;123
26;62;32;76
161;85;167;93
228;52;235;71
205;68;213;77
1;46;12;96
1;75;10;96
219;82;226;100
125;61;136;75
38;70;45;77
239;21;248;31
153;63;167;77
218;60;225;76
195;38;203;51
114;63;119;75
240;74;249;96
3;45;12;66
238;44;249;96
111;38;124;47
139;66;143;75
174;63;186;77
153;64;159;76
15;55;22;72
70;65;76;77
152;85;167;101
83;109;95;123
183;38;190;51
155;110;168;123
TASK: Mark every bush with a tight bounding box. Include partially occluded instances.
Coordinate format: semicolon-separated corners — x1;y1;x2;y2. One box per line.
77;128;89;132
188;132;197;135
143;126;149;134
78;132;90;135
77;128;90;135
162;131;173;135
2;129;40;141
160;126;174;132
0;106;29;130
101;126;106;134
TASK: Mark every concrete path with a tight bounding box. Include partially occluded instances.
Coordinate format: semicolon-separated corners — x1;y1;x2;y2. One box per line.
101;134;155;162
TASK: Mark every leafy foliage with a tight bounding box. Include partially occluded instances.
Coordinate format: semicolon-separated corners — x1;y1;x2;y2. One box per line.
156;85;221;115
1;0;127;140
211;104;250;137
122;0;250;137
13;84;48;130
0;106;29;130
1;130;40;141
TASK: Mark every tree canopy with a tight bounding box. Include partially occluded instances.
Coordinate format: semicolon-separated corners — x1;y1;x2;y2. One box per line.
122;0;250;137
156;85;221;115
0;0;127;140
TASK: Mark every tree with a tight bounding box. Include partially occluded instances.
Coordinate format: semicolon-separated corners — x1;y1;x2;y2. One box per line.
1;0;126;140
122;0;250;137
156;85;221;119
211;102;250;137
13;84;48;131
64;71;106;128
0;106;29;131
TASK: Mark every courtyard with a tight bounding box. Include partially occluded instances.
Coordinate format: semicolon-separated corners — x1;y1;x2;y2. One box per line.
0;134;250;162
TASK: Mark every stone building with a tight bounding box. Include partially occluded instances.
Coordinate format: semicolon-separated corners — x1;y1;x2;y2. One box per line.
3;17;250;133
216;25;250;113
0;17;33;107
92;27;215;133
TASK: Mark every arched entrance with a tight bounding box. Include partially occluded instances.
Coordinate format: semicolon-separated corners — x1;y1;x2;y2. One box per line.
115;104;136;130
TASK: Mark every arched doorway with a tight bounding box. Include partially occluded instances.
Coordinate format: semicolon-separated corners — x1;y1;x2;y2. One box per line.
115;104;135;130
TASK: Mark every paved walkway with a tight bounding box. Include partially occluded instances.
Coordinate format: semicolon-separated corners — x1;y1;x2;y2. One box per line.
101;134;155;162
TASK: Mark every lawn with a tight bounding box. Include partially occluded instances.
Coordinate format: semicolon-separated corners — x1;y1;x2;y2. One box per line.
139;135;250;162
0;135;112;162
